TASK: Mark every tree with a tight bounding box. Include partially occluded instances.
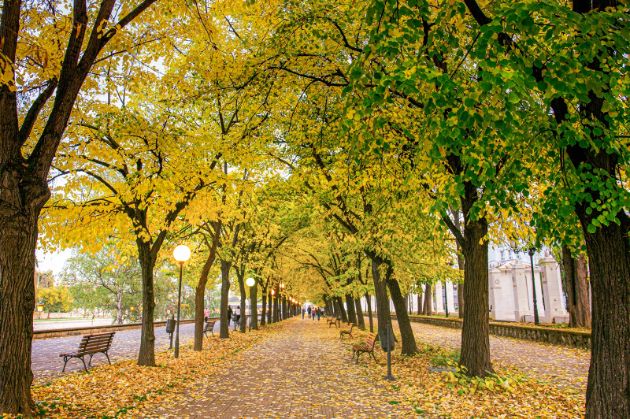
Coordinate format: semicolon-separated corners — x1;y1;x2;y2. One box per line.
560;246;591;329
459;1;628;414
0;1;158;412
60;247;142;324
37;286;73;314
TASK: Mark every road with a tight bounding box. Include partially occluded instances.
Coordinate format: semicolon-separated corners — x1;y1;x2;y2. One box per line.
32;322;211;379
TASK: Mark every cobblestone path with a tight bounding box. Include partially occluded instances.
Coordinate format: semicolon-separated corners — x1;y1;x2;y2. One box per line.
33;323;204;378
401;320;590;391
148;319;410;418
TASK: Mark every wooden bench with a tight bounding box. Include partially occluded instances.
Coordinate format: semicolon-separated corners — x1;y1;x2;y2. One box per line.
352;333;378;364
203;320;217;338
60;332;115;372
340;323;354;340
328;317;341;328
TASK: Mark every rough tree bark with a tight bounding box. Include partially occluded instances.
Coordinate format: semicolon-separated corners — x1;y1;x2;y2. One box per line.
219;260;231;338
561;245;591;328
0;213;39;412
366;252;393;350
456;250;465;319
272;287;279;323
137;241;157;366
459;214;493;376
345;294;357;324
579;216;629;418
237;270;247;332
385;263;418;355
422;283;432;315
416;291;423;315
260;289;267;326
365;292;374;333
335;297;348;322
194;222;220;351
250;281;258;330
354;297;365;330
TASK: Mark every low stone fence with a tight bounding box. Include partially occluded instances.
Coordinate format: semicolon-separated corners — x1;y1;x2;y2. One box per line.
33;319;199;340
395;315;591;349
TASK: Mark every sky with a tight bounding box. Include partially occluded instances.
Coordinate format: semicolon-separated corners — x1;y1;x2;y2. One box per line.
36;248;73;276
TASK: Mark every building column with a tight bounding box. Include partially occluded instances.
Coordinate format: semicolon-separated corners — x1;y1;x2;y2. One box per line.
539;256;568;323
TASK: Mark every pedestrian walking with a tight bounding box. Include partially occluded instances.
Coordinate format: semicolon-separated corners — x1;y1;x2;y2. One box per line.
312;306;316;320
307;305;312;319
227;305;233;327
316;308;321;321
302;307;305;319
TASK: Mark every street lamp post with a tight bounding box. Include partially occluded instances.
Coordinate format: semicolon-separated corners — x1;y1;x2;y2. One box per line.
173;244;191;358
528;248;540;325
246;277;257;330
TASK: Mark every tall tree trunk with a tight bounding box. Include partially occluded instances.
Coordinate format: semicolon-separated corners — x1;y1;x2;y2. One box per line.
345;294;357;324
325;296;334;316
579;217;629;418
219;260;231;339
281;295;287;320
416;290;422;315
116;289;124;325
354;297;365;330
250;282;258;329
0;212;39;413
335;297;348;322
193;283;206;350
267;292;273;324
457;251;465;319
367;253;393;350
237;272;247;332
137;241;157;366
260;289;267;326
272;288;279;323
193;253;215;350
561;245;591;328
194;223;220;350
385;264;418;355
453;208;465;319
459;216;493;376
423;283;432;315
365;292;374;333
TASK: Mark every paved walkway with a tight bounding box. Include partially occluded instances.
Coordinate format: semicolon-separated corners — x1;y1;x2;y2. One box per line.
32;323;217;378
148;319;410;418
401;320;590;391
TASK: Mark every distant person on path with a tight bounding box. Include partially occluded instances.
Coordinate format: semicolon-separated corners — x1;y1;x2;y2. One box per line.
312;307;316;320
235;306;241;326
302;307;305;319
307;306;312;319
316;308;322;321
227;305;233;327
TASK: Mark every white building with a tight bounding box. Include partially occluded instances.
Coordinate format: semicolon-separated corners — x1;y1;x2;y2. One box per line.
366;251;569;324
